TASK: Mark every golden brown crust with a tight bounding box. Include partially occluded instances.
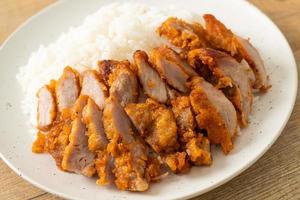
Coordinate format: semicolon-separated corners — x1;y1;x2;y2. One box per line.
157;17;210;50
32;131;46;153
203;14;239;57
190;87;233;154
186;135;212;166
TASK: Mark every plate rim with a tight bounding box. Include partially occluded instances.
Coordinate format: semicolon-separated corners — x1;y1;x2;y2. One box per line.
0;0;298;199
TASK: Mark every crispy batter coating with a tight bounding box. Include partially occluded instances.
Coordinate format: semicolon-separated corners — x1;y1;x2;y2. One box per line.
186;135;212;166
103;97;149;191
157;17;209;50
62;96;96;177
32;131;46;153
203;14;239;56
163;152;190;173
190;77;237;154
204;14;269;91
125;98;178;153
188;48;253;127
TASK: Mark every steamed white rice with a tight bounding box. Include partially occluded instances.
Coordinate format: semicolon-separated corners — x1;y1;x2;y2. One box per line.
16;3;199;126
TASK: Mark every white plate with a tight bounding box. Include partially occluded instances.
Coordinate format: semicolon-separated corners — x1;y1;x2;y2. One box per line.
0;0;297;199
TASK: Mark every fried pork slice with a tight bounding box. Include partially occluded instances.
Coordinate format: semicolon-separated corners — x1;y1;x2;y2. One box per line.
95;151;115;186
103;97;149;191
133;50;168;103
203;14;239;56
56;67;80;112
82;98;114;185
150;47;190;93
62;96;96;177
189;77;237;154
170;96;212;165
171;96;195;143
98;60;131;86
240;59;256;85
188;48;253;126
37;85;56;131
186;135;212;165
236;36;269;90
83;98;108;152
157;17;210;51
44;117;72;169
81;70;108;109
109;66;138;107
125;98;178;153
171;96;195;132
203;14;269;90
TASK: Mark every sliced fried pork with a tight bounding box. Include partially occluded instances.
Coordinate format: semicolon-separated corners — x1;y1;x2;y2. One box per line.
95;151;115;186
188;48;253;126
83;98;108;152
189;77;237;154
109;66;138;107
62;96;96;177
150;47;190;93
82;98;114;185
56;67;80;112
236;36;269;90
170;96;212;165
81;70;108;109
203;14;269;90
171;96;195;132
203;14;239;56
103;97;149;191
44;118;72;169
98;60;131;86
133;50;168;103
240;59;256;85
37;85;56;130
125;98;178;153
157;17;209;50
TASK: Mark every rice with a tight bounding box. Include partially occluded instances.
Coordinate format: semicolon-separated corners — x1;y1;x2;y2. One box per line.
16;3;199;127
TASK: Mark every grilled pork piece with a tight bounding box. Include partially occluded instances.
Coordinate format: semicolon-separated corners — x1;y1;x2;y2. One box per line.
150;47;190;93
81;70;108;110
203;14;269;90
157;17;209;51
103;97;149;191
62;96;96;177
188;48;253;126
189;77;237;154
133;50;168;103
37;85;56;130
56;67;80;112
